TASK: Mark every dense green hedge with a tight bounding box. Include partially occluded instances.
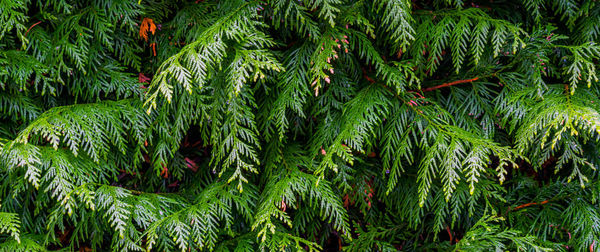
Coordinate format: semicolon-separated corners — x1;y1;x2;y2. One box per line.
1;0;600;251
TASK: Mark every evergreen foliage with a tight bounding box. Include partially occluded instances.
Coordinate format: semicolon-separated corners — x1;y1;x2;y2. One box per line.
1;0;600;251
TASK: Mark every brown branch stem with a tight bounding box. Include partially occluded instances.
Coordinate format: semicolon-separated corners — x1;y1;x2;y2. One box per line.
418;77;480;93
512;200;549;211
25;21;42;37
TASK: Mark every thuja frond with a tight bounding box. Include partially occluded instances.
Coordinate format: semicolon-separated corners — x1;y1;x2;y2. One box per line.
454;215;552;251
318;84;392;175
0;92;41;123
144;0;274;109
374;0;415;51
344;222;401;252
559;43;600;93
0;212;20;244
268;0;320;37
0;235;48;252
0;50;49;92
12;99;149;163
264;43;313;140
379;96;519;205
143;182;257;252
510;87;600;186
304;0;341;27
253;145;350;242
410;8;526;75
0;0;27;47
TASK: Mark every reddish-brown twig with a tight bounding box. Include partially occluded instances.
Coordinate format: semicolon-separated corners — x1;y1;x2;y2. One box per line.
25;21;42;37
445;226;453;244
420;77;480;92
512;200;549;211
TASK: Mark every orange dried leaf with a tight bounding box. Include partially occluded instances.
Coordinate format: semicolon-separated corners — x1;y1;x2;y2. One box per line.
139;18;156;41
